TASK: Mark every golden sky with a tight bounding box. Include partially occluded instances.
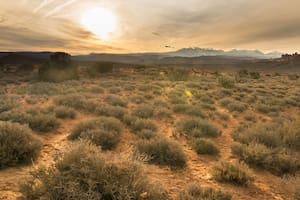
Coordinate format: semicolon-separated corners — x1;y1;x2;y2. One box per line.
0;0;299;53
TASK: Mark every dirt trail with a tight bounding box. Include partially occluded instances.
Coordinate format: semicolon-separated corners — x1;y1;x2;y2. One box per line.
0;113;94;200
148;106;286;200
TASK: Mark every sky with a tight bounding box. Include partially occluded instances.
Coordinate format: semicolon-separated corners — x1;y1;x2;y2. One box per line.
0;0;299;54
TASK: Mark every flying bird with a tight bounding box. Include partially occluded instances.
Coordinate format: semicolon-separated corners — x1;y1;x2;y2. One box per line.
165;45;175;49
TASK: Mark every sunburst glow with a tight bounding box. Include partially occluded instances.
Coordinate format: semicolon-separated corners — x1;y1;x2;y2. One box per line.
80;7;117;40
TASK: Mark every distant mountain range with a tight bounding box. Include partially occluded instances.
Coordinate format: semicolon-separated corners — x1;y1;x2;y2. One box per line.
0;48;285;66
161;48;283;59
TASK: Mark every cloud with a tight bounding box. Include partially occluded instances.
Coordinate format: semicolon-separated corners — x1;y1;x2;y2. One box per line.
45;0;78;17
0;0;300;53
0;17;123;53
33;0;57;13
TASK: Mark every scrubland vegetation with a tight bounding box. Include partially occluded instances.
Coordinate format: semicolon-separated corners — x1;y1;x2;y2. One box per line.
0;63;299;200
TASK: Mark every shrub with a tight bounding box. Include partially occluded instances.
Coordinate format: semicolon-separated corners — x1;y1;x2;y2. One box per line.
108;86;121;94
136;129;160;140
133;104;154;118
173;105;206;118
212;161;254;186
88;86;105;94
177;118;220;138
244;114;256;122
55;94;94;111
28;82;82;96
19;141;168;200
279;118;300;151
219;99;247;112
18;63;35;72
122;114;138;126
232;124;281;148
249;71;260;79
69;117;122;150
256;104;279;114
237;69;249;78
0;122;42;168
80;130;120;150
131;119;158;133
0;109;29;124
231;142;299;175
179;183;232;200
137;137;187;168
169;95;186;104
218;76;235;88
27;113;60;133
87;62;114;76
95;105;128;120
105;95;127;107
55;106;77;119
191;139;219;155
0;95;19;112
166;68;191;81
288;74;299;80
130;95;146;104
39;52;78;82
155;108;172;119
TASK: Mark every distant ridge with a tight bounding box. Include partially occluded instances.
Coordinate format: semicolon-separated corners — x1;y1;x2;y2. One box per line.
0;48;285;66
163;48;283;59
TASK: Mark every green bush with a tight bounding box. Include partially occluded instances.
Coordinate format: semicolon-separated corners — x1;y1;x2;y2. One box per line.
0;122;42;168
131;119;158;133
130;95;146;104
173;104;206;118
39;52;78;82
218;76;235;88
27;113;60;133
177;118;220;138
288;74;299;80
88;86;105;94
256;104;279;114
136;129;160;140
249;71;260;79
0;109;29;124
133;104;154;118
69;117;122;150
155;108;172;119
0;95;19;112
213;161;254;186
166;68;191;81
219;98;247;112
122;114;138;126
55;106;77;119
105;95;128;107
95;105;128;120
279;118;300;151
19;141;168;200
232;124;281;148
231;142;299;175
179;183;232;200
191;139;219;155
87;62;114;76
0;107;60;133
137;137;187;168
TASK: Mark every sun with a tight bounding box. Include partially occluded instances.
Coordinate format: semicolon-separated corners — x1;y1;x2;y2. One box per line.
80;7;117;40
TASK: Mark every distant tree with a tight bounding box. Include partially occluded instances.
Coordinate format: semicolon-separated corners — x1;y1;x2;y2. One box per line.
39;52;78;82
